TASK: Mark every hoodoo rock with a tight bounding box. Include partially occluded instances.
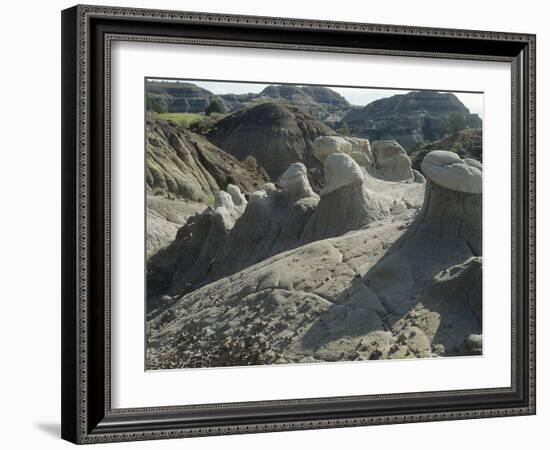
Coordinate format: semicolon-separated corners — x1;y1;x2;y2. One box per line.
278;163;319;201
421;150;482;194
313;135;374;170
226;184;248;207
303;154;394;242
146;186;247;311
363;150;482;354
147;150;483;367
371;140;414;182
312;136;354;164
147;165;322;308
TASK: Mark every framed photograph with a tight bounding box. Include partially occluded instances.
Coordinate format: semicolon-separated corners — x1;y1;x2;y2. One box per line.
61;4;536;444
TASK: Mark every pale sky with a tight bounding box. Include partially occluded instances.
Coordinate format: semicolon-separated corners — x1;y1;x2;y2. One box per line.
150;79;483;118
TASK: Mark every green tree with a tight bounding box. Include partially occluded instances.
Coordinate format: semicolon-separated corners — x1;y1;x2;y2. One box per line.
146;95;163;113
447;112;467;135
205;99;227;116
336;120;352;136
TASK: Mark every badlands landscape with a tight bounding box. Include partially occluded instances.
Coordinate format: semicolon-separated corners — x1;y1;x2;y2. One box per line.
145;81;483;369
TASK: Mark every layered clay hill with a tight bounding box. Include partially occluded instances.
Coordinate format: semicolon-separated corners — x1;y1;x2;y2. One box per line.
146;115;268;257
146;81;217;113
146;81;351;122
342;91;482;152
146;129;482;369
207;101;335;182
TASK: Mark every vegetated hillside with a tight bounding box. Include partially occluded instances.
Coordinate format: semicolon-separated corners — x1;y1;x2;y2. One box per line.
146;115;269;257
409;128;482;172
342;91;482;152
207;101;335;183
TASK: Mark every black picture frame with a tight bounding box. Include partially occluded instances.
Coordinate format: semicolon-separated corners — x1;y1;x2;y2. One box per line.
61;4;536;444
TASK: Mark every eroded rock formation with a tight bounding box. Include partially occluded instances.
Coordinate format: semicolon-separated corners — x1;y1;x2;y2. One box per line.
371;140;414;182
302;154;395;242
147;149;483;368
145;116;268;257
208;102;335;182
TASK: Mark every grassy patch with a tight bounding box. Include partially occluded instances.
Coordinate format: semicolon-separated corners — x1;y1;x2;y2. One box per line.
159;112;203;128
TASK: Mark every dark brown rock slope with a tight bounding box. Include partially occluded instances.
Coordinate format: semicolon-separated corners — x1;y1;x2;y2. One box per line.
207;102;335;183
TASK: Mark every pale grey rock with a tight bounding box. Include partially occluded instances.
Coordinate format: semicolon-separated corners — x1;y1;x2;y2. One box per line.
364;158;482;354
303;155;395;242
313;135;376;172
312;136;353;164
320;153;364;196
344;137;373;158
421;150;482;194
371;140;414;182
262;182;277;194
146;195;206;259
466;334;483;354
226;184;247;207
214;190;235;210
147;146;482;367
278;162;319;201
249;190;267;201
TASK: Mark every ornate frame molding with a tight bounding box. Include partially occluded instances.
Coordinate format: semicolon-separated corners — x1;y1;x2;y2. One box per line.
62;4;536;444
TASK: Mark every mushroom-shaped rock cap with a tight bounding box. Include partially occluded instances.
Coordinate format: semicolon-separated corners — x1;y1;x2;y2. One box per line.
321;153;364;196
214;191;235;210
278;162;317;200
226;184;247;207
421;150;482;194
278;163;309;188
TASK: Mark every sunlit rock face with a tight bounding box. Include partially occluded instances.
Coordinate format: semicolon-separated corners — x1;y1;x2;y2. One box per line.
303;153;395;242
421;150;482;194
371;140;414;182
146;145;483;369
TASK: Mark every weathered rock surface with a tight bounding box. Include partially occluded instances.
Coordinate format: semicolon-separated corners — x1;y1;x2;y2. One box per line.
147;81;351;121
146;116;268;203
421;150;482;194
145;116;268;259
208;102;335;182
371;140;414;182
342;91;481;152
146;81;218;113
409;127;482;172
313;135;374;167
146;165;321;309
148;152;424;310
147;146;482;369
302;154;396;242
146;195;206;258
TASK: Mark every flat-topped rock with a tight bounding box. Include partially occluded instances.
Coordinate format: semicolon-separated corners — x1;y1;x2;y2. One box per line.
421;150;482;194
